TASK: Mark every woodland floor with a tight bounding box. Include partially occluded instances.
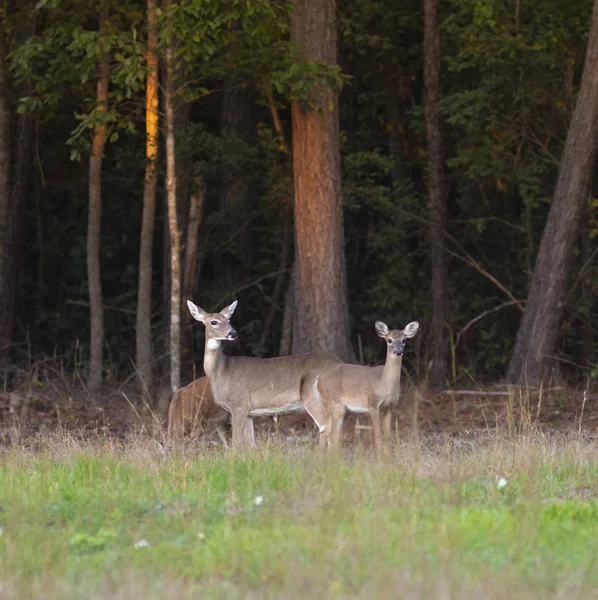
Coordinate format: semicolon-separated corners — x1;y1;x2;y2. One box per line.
1;374;596;445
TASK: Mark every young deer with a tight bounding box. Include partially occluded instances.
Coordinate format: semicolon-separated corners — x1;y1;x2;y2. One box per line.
316;320;420;449
167;376;230;447
187;299;343;447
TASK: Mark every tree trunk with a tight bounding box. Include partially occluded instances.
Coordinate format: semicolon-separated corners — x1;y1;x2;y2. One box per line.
507;0;598;385
136;0;159;394
220;80;256;296
258;89;293;356
0;2;35;367
165;44;181;394
0;19;9;283
290;0;354;362
181;169;205;364
87;39;110;392
279;261;297;356
423;0;450;389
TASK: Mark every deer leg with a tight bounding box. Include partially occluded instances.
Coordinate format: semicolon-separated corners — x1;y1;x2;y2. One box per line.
215;425;229;448
231;407;249;447
370;407;383;451
302;376;333;447
329;403;346;447
382;409;392;443
245;417;256;447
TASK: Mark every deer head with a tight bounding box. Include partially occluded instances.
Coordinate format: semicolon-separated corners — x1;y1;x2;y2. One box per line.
187;300;239;345
375;320;419;357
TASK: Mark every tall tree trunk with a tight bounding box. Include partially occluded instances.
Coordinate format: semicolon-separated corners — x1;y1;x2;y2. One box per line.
423;0;450;389
164;43;181;394
0;18;9;283
181;169;205;364
87;15;110;392
0;1;35;367
136;0;159;394
258;89;293;356
220;80;256;297
507;0;598;385
290;0;354;362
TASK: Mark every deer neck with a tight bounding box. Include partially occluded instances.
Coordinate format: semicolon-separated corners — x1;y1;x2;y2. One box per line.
203;337;228;380
380;349;403;392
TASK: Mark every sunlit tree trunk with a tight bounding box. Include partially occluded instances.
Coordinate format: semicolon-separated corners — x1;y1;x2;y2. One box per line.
87;13;110;392
290;0;354;362
423;0;450;388
136;0;159;395
164;41;181;394
507;0;598;385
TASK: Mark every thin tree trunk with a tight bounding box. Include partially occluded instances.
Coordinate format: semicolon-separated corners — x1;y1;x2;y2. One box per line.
87;34;110;392
181;169;205;362
0;102;34;367
0;2;35;367
0;16;9;290
165;43;181;394
423;0;450;389
220;80;256;293
290;0;354;363
507;0;598;385
136;0;159;394
86;14;109;389
258;89;293;355
279;261;297;356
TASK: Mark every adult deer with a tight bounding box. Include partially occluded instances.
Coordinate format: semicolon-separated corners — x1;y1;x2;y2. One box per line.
186;299;343;447
315;320;420;449
167;376;230;447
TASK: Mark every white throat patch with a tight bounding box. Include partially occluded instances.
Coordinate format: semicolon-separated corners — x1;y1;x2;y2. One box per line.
207;339;221;351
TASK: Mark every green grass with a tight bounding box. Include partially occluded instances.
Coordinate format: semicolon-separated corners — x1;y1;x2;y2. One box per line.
1;432;598;599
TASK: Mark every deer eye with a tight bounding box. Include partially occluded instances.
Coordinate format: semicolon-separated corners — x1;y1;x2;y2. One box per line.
387;338;393;344
210;320;218;326
401;338;406;344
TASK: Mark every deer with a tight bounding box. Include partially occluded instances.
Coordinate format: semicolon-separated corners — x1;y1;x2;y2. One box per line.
167;376;230;447
315;319;420;449
186;299;343;447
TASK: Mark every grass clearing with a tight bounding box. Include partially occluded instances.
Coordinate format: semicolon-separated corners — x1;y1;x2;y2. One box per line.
1;431;598;599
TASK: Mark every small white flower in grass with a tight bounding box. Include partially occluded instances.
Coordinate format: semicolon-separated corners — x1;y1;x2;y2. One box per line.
197;531;205;540
497;477;508;490
254;495;264;507
135;539;149;549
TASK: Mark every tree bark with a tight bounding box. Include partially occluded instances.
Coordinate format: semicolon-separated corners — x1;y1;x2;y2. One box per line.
290;0;354;362
87;32;110;392
423;0;450;389
507;0;598;385
258;89;293;356
0;18;9;284
136;0;159;394
165;43;181;394
181;169;205;363
220;80;256;292
0;2;35;367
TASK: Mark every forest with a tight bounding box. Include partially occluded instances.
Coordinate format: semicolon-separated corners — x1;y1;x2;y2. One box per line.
1;0;597;407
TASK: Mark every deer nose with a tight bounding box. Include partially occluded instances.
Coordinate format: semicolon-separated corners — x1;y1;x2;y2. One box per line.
228;330;238;340
393;347;403;357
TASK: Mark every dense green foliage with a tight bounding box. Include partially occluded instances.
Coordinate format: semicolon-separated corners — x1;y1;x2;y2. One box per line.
3;0;597;385
1;435;598;597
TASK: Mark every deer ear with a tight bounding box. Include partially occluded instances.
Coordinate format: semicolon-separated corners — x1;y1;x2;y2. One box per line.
187;300;207;323
403;321;420;338
375;321;389;337
220;300;238;320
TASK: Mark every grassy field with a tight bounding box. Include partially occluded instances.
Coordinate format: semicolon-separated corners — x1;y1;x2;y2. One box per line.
1;430;598;599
